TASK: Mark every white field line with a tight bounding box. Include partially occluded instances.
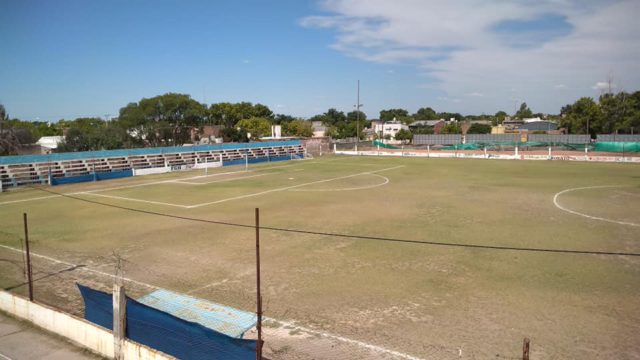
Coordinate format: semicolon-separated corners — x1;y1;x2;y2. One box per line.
175;172;270;185
266;317;423;360
0;243;422;360
553;185;640;227
0;244;158;289
80;192;190;208
288;173;390;192
0;352;13;360
0;195;62;205
0;163;306;206
186;279;229;294
186;165;405;209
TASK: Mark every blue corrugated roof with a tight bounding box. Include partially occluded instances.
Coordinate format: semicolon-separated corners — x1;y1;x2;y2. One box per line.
137;289;257;339
0;140;301;165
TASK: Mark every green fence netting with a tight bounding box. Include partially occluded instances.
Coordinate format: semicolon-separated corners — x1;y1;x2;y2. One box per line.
594;142;640;153
372;140;400;149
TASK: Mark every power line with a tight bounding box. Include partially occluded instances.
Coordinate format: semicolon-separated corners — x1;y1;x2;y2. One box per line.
27;185;640;257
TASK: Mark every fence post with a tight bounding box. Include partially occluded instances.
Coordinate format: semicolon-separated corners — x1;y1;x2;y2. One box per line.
23;213;34;301
255;208;263;360
522;337;530;360
113;284;127;360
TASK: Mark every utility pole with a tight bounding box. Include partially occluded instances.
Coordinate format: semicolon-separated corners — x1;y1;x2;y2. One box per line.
355;80;363;143
255;208;263;360
23;213;33;301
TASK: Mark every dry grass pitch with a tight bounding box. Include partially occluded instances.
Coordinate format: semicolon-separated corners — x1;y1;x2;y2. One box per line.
0;155;639;359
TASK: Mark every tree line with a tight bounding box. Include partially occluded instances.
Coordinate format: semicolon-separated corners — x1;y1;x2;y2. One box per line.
1;90;639;155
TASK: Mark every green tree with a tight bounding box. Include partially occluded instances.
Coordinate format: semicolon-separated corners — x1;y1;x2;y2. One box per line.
598;91;640;134
379;108;408;121
395;128;413;142
413;107;437;120
467;123;492;134
209;102;273;127
57;127;90;152
0;104;21;155
560;97;601;135
274;114;295;125
119;93;206;146
437;112;463;121
220;127;248;142
411;125;434;135
282;119;313;137
494;110;508;125
441;123;462;134
346;110;369;137
322;108;347;126
515;102;533;119
236;117;272;139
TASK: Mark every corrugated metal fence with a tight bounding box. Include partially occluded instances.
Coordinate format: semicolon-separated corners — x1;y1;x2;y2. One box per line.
78;284;257;360
597;134;640;142
413;134;462;145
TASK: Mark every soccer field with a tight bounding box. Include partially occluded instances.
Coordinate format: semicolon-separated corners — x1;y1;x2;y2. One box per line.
0;155;639;359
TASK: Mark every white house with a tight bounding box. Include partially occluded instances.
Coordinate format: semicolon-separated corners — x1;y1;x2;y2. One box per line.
36;136;64;153
311;121;327;138
374;119;409;140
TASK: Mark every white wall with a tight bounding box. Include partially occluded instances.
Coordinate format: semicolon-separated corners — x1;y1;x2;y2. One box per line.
0;290;173;360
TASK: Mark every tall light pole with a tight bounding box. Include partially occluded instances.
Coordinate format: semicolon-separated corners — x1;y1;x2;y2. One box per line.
354;80;363;142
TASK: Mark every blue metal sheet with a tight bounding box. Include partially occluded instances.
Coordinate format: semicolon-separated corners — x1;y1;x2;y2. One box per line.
138;289;257;339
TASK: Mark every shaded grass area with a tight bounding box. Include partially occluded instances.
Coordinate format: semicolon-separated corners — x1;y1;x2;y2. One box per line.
0;156;639;359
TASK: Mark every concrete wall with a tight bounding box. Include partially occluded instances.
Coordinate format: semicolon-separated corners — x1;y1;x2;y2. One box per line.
0;290;173;360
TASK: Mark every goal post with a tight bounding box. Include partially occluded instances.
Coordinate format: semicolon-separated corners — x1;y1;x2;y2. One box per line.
195;155;223;175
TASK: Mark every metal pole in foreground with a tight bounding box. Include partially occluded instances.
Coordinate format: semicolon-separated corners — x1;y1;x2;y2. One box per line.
522;338;530;360
255;208;263;360
23;213;34;301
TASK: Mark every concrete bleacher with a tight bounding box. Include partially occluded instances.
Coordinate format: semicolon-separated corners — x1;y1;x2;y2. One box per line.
0;141;305;190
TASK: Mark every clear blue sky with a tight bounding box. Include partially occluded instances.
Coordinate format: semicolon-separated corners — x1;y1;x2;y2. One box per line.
1;0;638;122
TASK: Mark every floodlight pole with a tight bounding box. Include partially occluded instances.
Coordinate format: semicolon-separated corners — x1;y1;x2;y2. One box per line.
355;80;363;143
255;208;263;360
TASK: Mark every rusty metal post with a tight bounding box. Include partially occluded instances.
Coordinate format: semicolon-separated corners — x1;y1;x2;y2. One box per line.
523;337;530;360
23;213;33;301
255;208;263;360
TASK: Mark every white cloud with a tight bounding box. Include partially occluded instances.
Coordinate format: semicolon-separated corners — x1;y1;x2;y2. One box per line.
554;84;567;89
466;92;484;97
301;0;640;113
591;81;616;91
242;59;250;64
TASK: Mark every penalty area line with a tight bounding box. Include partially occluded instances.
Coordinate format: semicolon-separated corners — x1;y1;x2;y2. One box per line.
186;165;404;208
79;192;190;208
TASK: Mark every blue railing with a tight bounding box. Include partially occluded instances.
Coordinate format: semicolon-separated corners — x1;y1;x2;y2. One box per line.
0;141;301;165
